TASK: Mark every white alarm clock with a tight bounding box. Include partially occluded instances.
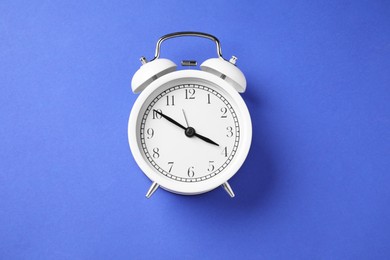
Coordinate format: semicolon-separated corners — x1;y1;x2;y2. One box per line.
128;32;252;198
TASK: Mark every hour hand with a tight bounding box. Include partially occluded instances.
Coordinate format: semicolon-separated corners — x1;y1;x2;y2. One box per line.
194;132;219;146
182;109;219;146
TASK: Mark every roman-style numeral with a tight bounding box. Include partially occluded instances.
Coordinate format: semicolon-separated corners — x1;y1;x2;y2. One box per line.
166;95;175;106
185;89;196;99
220;107;228;118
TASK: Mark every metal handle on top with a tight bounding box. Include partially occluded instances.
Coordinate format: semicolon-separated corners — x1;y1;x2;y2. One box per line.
151;31;224;61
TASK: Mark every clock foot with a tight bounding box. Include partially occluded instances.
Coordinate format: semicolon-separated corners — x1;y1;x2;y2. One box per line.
222;182;235;198
146;182;159;198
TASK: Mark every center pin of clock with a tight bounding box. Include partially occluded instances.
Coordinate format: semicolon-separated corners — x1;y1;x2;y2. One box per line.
185;127;196;137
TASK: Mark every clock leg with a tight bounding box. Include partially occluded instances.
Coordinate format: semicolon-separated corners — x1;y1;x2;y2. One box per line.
222;182;235;198
146;182;159;198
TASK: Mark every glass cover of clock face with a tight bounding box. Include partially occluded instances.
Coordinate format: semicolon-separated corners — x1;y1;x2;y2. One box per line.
137;81;240;183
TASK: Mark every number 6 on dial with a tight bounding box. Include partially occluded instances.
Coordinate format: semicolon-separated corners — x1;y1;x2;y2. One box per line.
128;32;252;198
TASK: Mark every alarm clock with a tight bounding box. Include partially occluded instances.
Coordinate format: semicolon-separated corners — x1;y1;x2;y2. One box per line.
128;32;252;198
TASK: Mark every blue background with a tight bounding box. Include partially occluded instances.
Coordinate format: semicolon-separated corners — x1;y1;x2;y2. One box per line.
1;1;389;259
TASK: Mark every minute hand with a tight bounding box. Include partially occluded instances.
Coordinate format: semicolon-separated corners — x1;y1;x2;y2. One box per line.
154;110;186;130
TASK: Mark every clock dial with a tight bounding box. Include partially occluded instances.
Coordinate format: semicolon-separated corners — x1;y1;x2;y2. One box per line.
139;84;240;182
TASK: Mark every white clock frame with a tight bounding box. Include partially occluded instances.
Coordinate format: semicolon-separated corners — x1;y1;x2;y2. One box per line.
129;70;252;196
128;32;252;198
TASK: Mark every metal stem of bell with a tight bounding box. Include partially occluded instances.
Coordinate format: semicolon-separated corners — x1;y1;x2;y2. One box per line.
140;56;148;65
222;182;235;198
146;182;159;198
229;56;237;65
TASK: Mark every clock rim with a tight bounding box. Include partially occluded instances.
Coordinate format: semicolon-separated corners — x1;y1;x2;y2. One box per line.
128;70;252;195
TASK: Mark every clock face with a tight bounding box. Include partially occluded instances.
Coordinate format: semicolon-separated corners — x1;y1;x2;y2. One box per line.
138;83;240;183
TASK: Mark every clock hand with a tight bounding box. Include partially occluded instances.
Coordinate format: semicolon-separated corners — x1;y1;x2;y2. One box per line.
182;109;190;127
182;109;219;146
194;132;219;146
153;109;186;130
154;109;219;146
